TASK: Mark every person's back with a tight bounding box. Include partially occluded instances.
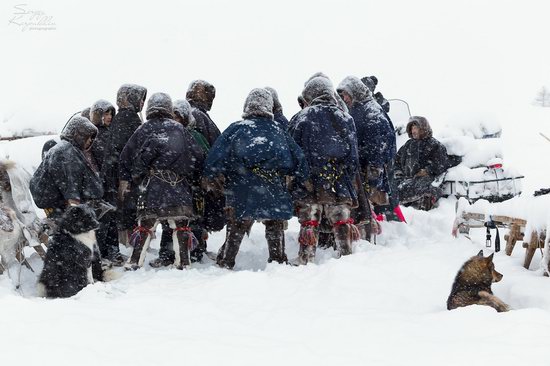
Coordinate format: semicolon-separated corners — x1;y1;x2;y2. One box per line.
31;116;102;213
205;88;309;269
292;76;360;264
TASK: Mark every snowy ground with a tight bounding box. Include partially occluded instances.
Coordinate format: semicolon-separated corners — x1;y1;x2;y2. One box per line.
0;198;549;366
3;1;550;363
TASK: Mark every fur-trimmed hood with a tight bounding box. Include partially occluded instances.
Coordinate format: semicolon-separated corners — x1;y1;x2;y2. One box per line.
337;76;372;104
186;80;216;112
302;77;338;106
116;84;147;112
90;99;116;127
173;99;196;128
242;88;274;120
146;93;174;120
406;116;433;139
61;116;98;150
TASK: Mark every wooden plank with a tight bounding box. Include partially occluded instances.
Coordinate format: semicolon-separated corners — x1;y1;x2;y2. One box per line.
505;223;521;256
524;231;541;269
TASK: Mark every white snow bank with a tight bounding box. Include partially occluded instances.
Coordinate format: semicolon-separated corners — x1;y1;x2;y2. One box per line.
0;199;549;366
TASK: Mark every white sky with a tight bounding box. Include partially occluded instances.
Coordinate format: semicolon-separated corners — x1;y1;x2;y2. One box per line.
1;0;550;133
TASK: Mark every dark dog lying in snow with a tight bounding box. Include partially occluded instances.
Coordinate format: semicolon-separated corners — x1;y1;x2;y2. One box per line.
447;250;510;312
37;205;107;298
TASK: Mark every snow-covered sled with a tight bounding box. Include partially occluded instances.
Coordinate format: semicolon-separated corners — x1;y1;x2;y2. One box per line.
389;99;524;204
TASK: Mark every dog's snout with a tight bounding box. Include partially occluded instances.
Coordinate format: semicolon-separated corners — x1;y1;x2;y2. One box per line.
492;269;503;282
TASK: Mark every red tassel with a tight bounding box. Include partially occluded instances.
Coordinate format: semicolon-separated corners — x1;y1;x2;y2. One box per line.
302;220;320;227
129;226;151;247
299;228;318;247
175;226;197;250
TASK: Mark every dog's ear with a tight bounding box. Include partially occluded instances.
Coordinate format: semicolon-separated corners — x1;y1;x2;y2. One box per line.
477;250;484;257
486;253;494;262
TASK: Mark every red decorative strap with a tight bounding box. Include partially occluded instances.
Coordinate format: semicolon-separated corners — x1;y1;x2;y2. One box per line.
334;218;355;226
301;220;320;227
133;226;152;234
175;226;192;232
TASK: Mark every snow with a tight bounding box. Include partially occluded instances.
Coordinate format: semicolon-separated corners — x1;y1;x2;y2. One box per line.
3;1;550;364
1;199;550;366
248;136;267;147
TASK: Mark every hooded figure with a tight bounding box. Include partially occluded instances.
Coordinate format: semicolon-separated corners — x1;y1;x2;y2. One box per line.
361;75;378;93
291;77;360;264
302;72;348;112
265;86;289;129
89;99;116;172
31;116;103;213
186;80;226;237
149;99;211;268
88;99;124;263
119;92;205;269
102;84;147;231
394;116;450;210
361;76;390;113
186;80;221;146
205;88;309;269
337;76;396;194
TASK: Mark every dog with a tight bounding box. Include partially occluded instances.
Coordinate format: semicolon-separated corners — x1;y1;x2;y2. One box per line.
447;250;510;312
37;205;101;298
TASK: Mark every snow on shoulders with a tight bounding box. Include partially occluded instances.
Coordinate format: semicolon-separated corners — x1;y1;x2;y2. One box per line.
248;136;267;147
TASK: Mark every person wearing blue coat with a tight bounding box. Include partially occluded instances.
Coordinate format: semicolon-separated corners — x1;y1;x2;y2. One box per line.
291;76;361;264
204;88;309;269
337;76;396;203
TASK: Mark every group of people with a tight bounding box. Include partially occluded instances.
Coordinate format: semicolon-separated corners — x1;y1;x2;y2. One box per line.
30;73;453;273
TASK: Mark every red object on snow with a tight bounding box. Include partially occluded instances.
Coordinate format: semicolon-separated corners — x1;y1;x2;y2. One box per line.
488;163;503;169
375;213;385;222
393;205;407;223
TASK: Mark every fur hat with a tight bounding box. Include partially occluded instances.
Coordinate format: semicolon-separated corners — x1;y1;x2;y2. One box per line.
173;99;195;127
337;76;372;104
59;205;100;235
242;88;274;120
186;80;216;111
116;84;147;112
90;99;115;126
302;76;337;106
361;76;378;92
146;92;174;120
61;116;98;150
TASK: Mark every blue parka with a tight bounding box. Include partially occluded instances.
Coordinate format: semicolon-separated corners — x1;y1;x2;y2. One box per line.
205;117;309;220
